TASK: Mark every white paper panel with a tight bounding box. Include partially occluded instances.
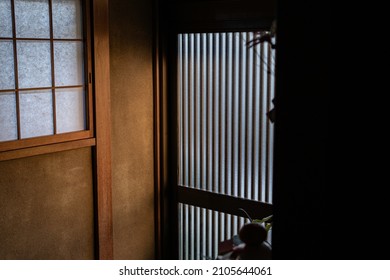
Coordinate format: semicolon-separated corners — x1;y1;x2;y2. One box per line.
0;0;13;38
17;41;52;88
54;41;84;86
56;87;85;133
0;41;15;90
15;0;50;38
20;90;53;138
52;0;83;39
0;92;18;142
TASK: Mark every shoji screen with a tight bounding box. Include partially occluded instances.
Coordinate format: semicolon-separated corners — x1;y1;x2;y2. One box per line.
0;0;87;143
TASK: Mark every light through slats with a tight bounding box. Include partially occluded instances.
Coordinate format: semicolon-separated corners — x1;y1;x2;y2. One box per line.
177;32;275;260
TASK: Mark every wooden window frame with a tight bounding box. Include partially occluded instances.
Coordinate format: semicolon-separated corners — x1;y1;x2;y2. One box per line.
0;0;94;159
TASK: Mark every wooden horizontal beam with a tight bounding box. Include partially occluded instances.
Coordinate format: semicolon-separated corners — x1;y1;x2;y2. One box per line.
0;138;96;162
0;130;93;152
178;185;272;220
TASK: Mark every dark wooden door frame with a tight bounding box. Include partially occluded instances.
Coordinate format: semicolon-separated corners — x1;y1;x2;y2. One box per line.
153;0;277;260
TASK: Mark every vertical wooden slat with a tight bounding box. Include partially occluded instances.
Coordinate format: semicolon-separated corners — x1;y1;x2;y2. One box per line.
183;34;189;187
232;32;239;235
48;0;57;134
224;34;230;242
207;208;212;259
219;32;225;195
232;32;238;198
225;33;232;243
220;212;225;245
207;33;213;192
259;42;266;202
189;205;194;259
252;37;261;201
213;33;219;194
237;32;243;200
195;205;200;259
238;32;246;226
10;0;21;140
188;204;191;260
194;33;201;259
178;203;183;259
195;33;200;190
212;33;219;259
93;0;113;260
199;33;207;259
188;33;194;188
226;32;232;197
190;205;193;260
213;210;218;258
200;33;206;190
184;204;189;259
245;31;253;200
219;33;226;244
201;208;206;259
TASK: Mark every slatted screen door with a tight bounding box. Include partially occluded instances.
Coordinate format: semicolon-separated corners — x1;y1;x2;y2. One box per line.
176;32;275;260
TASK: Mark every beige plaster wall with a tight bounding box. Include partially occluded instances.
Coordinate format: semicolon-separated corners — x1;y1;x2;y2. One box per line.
109;0;155;259
0;148;95;259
